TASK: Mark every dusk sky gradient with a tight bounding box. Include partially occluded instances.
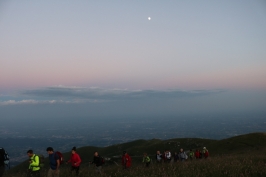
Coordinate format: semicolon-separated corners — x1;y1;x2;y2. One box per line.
0;1;266;118
1;0;266;90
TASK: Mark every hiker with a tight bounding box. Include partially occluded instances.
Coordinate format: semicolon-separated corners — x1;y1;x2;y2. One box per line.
203;147;209;159
0;148;6;177
142;153;151;167
122;151;131;169
189;149;194;160
27;150;40;177
179;148;187;162
47;147;60;177
0;164;3;177
66;147;81;176
165;150;171;163
0;160;3;177
199;150;203;159
155;151;162;163
162;150;166;163
195;149;200;159
91;151;104;174
174;152;179;162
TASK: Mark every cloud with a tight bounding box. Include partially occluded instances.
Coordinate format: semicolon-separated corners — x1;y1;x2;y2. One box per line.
22;86;224;98
0;86;225;106
0;99;72;106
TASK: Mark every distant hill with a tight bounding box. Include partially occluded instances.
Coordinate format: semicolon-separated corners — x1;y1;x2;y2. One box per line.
5;132;266;176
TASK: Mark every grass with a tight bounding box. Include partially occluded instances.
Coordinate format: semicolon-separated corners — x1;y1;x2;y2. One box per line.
4;152;266;177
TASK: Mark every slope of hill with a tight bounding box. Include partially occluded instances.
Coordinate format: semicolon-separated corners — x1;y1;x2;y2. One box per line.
4;132;266;177
207;132;266;154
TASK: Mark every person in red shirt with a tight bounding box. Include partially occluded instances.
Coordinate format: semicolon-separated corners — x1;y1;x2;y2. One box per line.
203;147;209;159
121;151;131;169
195;149;200;159
66;147;81;176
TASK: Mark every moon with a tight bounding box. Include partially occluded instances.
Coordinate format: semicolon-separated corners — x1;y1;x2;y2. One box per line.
148;17;151;20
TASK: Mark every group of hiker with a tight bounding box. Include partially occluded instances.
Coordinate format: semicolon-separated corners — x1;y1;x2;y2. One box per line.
156;147;209;163
26;147;83;177
143;147;209;167
0;146;209;177
27;146;109;177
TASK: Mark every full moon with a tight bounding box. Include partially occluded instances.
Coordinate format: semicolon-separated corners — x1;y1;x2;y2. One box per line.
148;17;151;20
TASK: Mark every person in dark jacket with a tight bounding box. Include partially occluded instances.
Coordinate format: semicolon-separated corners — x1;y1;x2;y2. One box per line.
46;147;60;177
174;152;179;162
66;147;81;176
0;166;4;177
0;148;7;177
0;166;3;177
199;150;203;159
91;151;103;174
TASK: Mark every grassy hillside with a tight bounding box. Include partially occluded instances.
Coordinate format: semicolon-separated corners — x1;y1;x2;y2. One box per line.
207;132;266;154
4;132;266;176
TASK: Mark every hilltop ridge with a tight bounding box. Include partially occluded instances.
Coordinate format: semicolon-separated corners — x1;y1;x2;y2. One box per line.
5;132;266;177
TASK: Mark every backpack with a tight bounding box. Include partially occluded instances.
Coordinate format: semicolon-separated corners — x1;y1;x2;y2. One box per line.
0;147;10;169
34;154;45;167
184;152;188;160
55;151;64;165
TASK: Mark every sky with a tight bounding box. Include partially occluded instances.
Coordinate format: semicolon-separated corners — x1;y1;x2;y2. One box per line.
0;0;266;119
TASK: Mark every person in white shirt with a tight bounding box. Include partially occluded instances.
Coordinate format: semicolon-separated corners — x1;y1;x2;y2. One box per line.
165;150;171;163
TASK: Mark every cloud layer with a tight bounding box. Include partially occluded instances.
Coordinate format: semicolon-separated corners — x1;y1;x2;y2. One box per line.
0;86;224;106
